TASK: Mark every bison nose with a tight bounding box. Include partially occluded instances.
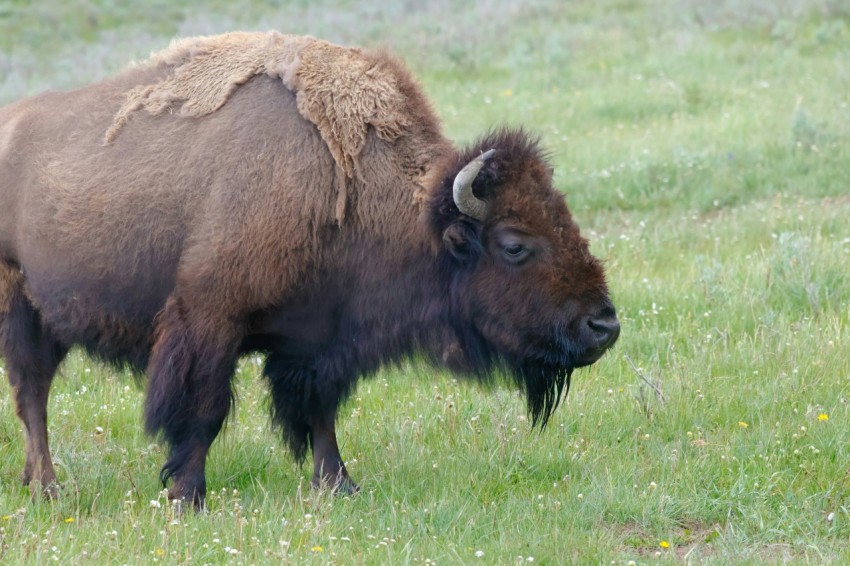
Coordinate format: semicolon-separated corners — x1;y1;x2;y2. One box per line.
586;310;620;351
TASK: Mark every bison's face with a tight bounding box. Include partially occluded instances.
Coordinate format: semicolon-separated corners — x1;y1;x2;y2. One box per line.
429;131;619;426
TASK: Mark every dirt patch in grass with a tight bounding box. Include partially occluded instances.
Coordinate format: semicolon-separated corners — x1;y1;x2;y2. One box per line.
616;520;841;563
617;520;722;561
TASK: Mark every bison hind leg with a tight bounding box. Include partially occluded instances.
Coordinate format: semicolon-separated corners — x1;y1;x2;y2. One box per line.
145;296;241;510
1;281;68;498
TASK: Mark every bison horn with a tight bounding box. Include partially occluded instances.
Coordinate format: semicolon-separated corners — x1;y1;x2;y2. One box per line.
453;148;495;221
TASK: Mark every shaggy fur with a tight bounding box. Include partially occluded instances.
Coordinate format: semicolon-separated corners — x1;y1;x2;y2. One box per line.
0;32;618;507
105;32;421;222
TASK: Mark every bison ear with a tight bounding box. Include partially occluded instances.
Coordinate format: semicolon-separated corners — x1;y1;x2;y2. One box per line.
442;222;483;263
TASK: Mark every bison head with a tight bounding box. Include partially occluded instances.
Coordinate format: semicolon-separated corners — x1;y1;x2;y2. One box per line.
427;129;619;427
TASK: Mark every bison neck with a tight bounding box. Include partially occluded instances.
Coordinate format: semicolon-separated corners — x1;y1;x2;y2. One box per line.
246;236;485;382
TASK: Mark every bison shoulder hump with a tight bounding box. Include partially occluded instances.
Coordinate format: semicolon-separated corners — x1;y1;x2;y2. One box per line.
104;31;415;178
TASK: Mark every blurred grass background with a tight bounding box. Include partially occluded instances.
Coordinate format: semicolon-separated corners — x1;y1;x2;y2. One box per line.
1;0;849;563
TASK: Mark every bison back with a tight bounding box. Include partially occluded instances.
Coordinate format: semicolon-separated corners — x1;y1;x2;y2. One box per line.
0;71;339;368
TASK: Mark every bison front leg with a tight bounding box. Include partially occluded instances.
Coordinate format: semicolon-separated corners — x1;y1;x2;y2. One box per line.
310;417;359;494
263;355;359;495
1;289;67;498
145;296;241;510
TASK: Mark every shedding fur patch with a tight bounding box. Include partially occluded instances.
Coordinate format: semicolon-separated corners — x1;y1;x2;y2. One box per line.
105;32;412;181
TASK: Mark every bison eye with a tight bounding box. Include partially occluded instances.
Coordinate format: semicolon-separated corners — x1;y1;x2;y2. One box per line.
493;229;535;265
502;242;531;264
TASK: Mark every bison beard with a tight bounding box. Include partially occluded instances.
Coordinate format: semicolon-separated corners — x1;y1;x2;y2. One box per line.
516;363;573;429
0;32;619;508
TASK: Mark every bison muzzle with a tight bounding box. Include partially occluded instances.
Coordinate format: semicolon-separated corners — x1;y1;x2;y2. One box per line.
0;32;619;508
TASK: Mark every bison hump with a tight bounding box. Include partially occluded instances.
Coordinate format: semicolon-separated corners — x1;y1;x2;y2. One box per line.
104;31;412;179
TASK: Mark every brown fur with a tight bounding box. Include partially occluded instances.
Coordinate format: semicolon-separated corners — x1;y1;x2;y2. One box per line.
105;32;421;223
0;262;21;316
0;33;617;508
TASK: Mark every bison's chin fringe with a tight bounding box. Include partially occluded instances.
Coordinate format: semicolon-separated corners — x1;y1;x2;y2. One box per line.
513;362;572;429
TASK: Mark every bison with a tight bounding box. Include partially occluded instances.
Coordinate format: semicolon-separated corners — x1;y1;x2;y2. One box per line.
0;32;619;507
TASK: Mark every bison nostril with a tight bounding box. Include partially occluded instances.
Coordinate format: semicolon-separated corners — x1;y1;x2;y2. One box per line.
587;315;620;349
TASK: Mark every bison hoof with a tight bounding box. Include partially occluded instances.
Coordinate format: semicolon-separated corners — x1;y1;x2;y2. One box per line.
167;486;206;513
311;475;360;496
29;480;61;501
167;497;199;515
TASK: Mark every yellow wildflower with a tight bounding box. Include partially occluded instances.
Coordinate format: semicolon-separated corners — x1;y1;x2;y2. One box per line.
64;517;75;523
155;548;165;556
738;421;748;428
659;540;670;549
818;413;829;421
311;546;324;553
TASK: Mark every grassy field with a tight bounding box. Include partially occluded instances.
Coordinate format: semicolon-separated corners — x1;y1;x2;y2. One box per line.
2;0;850;563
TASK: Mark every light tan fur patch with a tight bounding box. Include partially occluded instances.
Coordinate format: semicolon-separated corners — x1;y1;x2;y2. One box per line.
0;261;23;316
105;32;412;181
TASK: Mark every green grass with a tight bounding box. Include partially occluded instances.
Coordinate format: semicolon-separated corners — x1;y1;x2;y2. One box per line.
2;0;850;563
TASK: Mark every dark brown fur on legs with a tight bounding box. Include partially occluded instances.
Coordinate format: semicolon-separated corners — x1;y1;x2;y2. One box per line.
261;354;358;494
310;418;358;494
144;296;241;509
1;286;68;498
